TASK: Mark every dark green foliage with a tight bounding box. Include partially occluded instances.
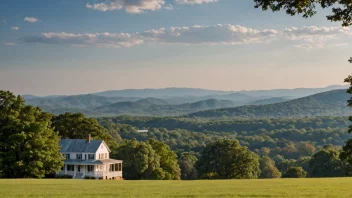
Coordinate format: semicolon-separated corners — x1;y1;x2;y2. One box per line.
272;156;297;173
259;157;281;178
282;167;307;178
196;140;260;179
341;71;352;165
254;0;352;26
115;139;180;180
84;176;96;179
115;139;163;180
0;90;64;178
106;115;350;133
178;152;198;180
309;147;346;177
147;139;181;180
99;116;350;159
52;112;117;149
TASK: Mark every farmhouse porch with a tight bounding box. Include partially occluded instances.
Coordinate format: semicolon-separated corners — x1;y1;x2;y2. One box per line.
58;159;123;180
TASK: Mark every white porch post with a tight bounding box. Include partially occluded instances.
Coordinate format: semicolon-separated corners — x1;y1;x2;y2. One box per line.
64;164;67;175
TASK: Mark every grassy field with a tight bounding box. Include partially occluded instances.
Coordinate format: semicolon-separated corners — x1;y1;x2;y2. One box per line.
1;178;352;198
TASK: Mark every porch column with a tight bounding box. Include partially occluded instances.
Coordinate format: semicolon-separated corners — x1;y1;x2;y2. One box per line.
64;164;67;174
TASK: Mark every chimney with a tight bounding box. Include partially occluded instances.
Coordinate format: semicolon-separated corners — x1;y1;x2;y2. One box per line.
86;134;91;143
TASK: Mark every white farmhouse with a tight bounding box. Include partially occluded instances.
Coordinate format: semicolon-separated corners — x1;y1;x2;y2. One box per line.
57;134;123;180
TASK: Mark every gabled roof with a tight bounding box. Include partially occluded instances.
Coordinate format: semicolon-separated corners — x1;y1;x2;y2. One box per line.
59;139;107;153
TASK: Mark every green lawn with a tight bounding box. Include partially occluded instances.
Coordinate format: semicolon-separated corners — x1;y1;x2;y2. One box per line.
1;178;352;198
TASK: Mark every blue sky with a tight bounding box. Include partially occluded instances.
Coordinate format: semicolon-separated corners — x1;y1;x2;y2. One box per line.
0;0;351;95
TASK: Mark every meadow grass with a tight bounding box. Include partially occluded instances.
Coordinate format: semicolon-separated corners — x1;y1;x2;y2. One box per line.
1;178;352;198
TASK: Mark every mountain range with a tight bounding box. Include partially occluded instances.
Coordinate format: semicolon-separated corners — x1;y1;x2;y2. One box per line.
188;89;351;118
23;85;349;117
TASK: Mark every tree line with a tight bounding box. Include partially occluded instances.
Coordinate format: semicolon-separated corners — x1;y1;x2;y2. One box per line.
1;90;352;180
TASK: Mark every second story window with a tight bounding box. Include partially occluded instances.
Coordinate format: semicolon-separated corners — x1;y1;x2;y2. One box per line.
66;154;70;160
76;154;82;160
99;153;107;159
88;154;95;160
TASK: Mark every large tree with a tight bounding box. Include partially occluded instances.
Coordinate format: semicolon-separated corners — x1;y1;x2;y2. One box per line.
0;90;63;178
147;139;181;180
115;139;181;180
309;146;346;177
196;139;260;179
178;152;198;180
52;112;117;149
259;156;281;178
115;139;163;180
254;0;352;26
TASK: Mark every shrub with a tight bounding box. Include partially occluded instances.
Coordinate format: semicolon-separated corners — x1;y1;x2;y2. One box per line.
56;175;73;179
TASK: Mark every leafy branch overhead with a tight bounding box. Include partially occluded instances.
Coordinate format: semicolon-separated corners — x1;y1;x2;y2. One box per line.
254;0;352;26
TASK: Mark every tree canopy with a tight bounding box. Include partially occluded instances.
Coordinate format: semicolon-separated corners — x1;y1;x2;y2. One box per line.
147;139;181;180
309;146;346;177
115;139;181;180
0;91;63;178
282;167;307;178
178;152;198;180
254;0;352;26
196;139;260;179
52;112;117;149
259;156;281;178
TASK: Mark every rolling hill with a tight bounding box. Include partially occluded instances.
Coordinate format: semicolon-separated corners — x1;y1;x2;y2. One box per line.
26;94;141;109
23;86;351;117
94;88;233;98
187;89;351;118
249;97;290;105
92;85;347;99
93;98;237;116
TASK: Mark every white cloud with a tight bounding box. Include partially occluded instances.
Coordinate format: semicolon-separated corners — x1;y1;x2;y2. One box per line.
175;0;218;5
164;4;174;10
19;25;351;49
20;24;278;47
4;42;18;46
11;26;20;30
86;0;165;13
283;26;351;42
24;17;39;23
21;32;144;48
294;42;349;49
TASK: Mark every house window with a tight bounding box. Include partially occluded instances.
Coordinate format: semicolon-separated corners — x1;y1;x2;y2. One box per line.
67;165;74;171
88;154;94;160
76;154;82;160
66;154;70;160
87;165;94;172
